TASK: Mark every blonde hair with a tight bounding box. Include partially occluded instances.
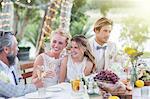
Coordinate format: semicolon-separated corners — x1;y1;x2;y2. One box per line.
50;29;71;45
71;35;96;72
94;17;113;31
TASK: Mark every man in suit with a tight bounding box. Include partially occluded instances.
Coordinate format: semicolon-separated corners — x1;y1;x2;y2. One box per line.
0;31;43;98
90;17;117;72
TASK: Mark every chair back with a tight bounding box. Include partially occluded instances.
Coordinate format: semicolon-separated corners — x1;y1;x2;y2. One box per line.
20;61;34;84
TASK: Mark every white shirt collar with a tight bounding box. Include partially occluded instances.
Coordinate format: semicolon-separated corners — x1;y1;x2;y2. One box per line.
0;60;16;85
93;39;108;49
0;60;14;72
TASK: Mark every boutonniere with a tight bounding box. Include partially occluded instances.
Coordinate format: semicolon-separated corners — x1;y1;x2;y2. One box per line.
0;71;10;83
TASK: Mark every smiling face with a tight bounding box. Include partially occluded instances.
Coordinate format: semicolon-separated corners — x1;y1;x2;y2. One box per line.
50;33;67;55
70;41;85;58
95;25;112;45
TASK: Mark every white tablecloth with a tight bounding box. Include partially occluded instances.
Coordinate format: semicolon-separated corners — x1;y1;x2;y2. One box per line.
9;82;150;99
133;86;150;99
10;82;96;99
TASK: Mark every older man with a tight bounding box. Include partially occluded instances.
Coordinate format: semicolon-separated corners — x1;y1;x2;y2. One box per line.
0;31;43;98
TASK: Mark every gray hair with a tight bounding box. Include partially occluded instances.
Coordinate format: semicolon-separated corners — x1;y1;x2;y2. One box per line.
0;31;14;53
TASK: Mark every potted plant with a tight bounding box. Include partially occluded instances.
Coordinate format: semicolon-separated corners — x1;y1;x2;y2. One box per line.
16;39;31;61
17;46;30;61
16;22;39;60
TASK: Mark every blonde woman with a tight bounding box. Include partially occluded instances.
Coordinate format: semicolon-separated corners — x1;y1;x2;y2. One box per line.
32;30;70;86
59;35;95;82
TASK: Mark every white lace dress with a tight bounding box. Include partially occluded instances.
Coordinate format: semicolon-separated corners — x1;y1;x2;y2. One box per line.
66;55;87;81
41;53;61;87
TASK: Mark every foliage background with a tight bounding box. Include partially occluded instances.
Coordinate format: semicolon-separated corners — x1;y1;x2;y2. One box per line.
0;0;150;58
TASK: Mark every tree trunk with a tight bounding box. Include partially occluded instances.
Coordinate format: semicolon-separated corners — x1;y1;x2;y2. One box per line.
17;9;30;41
59;0;74;33
36;0;62;55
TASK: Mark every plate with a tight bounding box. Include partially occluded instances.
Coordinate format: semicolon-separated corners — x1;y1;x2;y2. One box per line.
46;87;63;92
25;92;52;99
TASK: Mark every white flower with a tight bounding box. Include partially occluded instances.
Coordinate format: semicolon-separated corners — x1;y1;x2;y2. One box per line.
0;71;10;83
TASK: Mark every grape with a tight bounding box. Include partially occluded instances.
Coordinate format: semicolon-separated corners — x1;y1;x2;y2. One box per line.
94;70;119;84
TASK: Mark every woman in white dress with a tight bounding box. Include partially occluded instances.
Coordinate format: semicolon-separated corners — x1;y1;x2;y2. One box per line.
32;30;70;87
59;35;95;82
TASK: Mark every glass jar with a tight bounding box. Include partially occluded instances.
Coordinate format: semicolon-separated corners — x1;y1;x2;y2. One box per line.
130;66;137;88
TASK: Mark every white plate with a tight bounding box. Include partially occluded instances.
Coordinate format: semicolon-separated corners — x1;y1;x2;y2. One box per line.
46;87;63;92
25;92;52;99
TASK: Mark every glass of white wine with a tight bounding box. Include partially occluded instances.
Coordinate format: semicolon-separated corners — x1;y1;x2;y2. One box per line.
36;65;46;79
36;65;46;97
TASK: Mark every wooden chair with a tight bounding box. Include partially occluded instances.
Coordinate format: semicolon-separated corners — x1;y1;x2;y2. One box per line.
20;61;34;84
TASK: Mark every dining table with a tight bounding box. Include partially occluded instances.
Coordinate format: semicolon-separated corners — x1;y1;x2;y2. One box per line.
8;82;150;99
10;82;102;99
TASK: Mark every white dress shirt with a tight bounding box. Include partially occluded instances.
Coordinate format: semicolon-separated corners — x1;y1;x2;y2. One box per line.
0;60;37;98
90;38;117;72
0;60;17;85
91;40;107;71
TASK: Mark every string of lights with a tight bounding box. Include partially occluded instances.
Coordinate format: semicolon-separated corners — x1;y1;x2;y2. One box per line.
59;0;73;33
0;0;52;10
14;1;52;10
0;0;14;32
0;0;74;54
36;0;62;54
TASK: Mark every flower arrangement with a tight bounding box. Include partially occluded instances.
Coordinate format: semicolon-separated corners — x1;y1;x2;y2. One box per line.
124;47;143;87
124;47;143;64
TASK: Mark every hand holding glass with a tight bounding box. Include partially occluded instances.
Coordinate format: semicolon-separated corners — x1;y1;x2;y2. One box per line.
36;65;46;97
36;65;46;79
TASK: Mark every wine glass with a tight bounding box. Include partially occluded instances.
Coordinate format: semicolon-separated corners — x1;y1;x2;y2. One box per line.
36;65;46;79
36;65;46;97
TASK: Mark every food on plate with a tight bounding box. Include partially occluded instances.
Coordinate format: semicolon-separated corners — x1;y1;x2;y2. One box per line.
94;70;126;93
138;70;150;81
126;84;132;91
121;79;128;85
94;70;119;84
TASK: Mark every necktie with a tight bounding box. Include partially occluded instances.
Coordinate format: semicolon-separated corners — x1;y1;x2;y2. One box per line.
12;71;18;85
96;46;107;50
